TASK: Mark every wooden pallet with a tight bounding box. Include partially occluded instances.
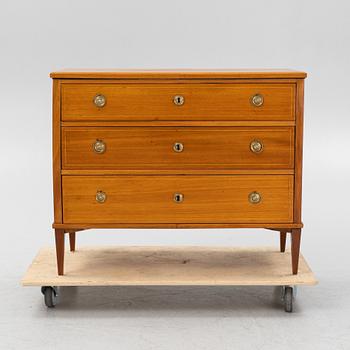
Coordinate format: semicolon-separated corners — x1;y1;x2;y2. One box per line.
22;246;317;286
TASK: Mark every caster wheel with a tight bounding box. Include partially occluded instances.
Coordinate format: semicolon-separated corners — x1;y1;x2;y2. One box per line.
284;286;293;313
41;286;58;308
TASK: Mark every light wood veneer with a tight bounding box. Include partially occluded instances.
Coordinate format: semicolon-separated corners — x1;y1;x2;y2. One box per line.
62;83;295;121
62;126;294;170
51;69;306;276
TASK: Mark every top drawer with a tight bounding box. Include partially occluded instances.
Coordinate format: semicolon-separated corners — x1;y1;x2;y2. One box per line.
61;83;295;121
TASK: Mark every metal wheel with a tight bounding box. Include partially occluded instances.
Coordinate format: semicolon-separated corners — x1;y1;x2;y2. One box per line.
283;286;293;313
41;286;58;308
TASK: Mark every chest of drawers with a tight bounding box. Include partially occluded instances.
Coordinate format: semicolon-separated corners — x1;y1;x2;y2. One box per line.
50;69;306;276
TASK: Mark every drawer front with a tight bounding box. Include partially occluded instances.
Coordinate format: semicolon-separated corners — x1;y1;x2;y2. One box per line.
62;127;294;169
62;175;294;224
61;84;295;121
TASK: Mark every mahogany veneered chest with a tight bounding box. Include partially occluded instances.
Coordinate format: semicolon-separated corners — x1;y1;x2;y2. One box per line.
50;69;306;275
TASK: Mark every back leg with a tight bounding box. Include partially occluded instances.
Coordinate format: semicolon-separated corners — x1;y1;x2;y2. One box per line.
69;231;76;252
280;231;287;252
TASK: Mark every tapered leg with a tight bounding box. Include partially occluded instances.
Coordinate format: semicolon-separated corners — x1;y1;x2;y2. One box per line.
55;229;65;275
291;228;302;275
69;231;76;252
280;231;287;252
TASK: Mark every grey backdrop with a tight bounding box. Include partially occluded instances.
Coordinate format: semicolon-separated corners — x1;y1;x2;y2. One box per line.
1;1;349;349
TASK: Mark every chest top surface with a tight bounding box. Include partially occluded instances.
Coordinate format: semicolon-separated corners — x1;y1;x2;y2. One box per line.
50;69;307;79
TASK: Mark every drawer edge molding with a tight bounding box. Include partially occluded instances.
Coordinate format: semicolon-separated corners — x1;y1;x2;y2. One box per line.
61;121;296;127
61;170;295;175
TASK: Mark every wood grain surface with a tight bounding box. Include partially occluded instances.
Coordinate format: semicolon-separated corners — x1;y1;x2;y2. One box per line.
62;175;294;224
52;80;62;223
62;126;294;170
52;223;303;229
294;80;305;223
50;70;306;275
50;69;307;79
61;83;295;121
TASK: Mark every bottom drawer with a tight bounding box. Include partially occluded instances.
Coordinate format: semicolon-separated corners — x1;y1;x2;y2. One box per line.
62;175;294;224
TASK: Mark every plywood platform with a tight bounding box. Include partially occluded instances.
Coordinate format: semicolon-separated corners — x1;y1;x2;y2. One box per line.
22;246;317;287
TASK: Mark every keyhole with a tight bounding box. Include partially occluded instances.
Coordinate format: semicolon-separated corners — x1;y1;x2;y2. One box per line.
173;95;184;106
173;142;184;153
174;193;184;203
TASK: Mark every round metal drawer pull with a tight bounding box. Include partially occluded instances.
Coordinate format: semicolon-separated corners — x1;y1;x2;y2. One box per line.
173;193;184;203
173;142;184;153
96;190;107;203
173;95;185;106
251;94;264;107
93;139;106;154
248;191;262;204
250;140;263;153
93;94;106;108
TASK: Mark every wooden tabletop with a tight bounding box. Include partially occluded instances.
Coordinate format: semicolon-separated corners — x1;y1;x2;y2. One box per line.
50;69;307;79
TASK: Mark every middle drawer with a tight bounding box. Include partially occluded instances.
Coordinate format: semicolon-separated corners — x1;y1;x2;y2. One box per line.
62;127;294;170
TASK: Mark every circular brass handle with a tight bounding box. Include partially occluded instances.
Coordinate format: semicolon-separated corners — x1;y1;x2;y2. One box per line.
93;94;106;108
250;140;263;153
173;142;184;153
93;139;106;154
96;190;107;203
248;191;262;204
173;193;184;203
251;94;264;107
173;95;185;106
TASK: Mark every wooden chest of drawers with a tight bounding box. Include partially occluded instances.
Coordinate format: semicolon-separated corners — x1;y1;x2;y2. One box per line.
50;69;306;276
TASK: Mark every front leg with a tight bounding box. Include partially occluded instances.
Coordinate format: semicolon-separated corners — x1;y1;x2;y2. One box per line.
55;229;65;275
291;228;302;275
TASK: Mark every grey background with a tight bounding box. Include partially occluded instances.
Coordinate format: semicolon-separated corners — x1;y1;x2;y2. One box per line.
1;0;349;349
